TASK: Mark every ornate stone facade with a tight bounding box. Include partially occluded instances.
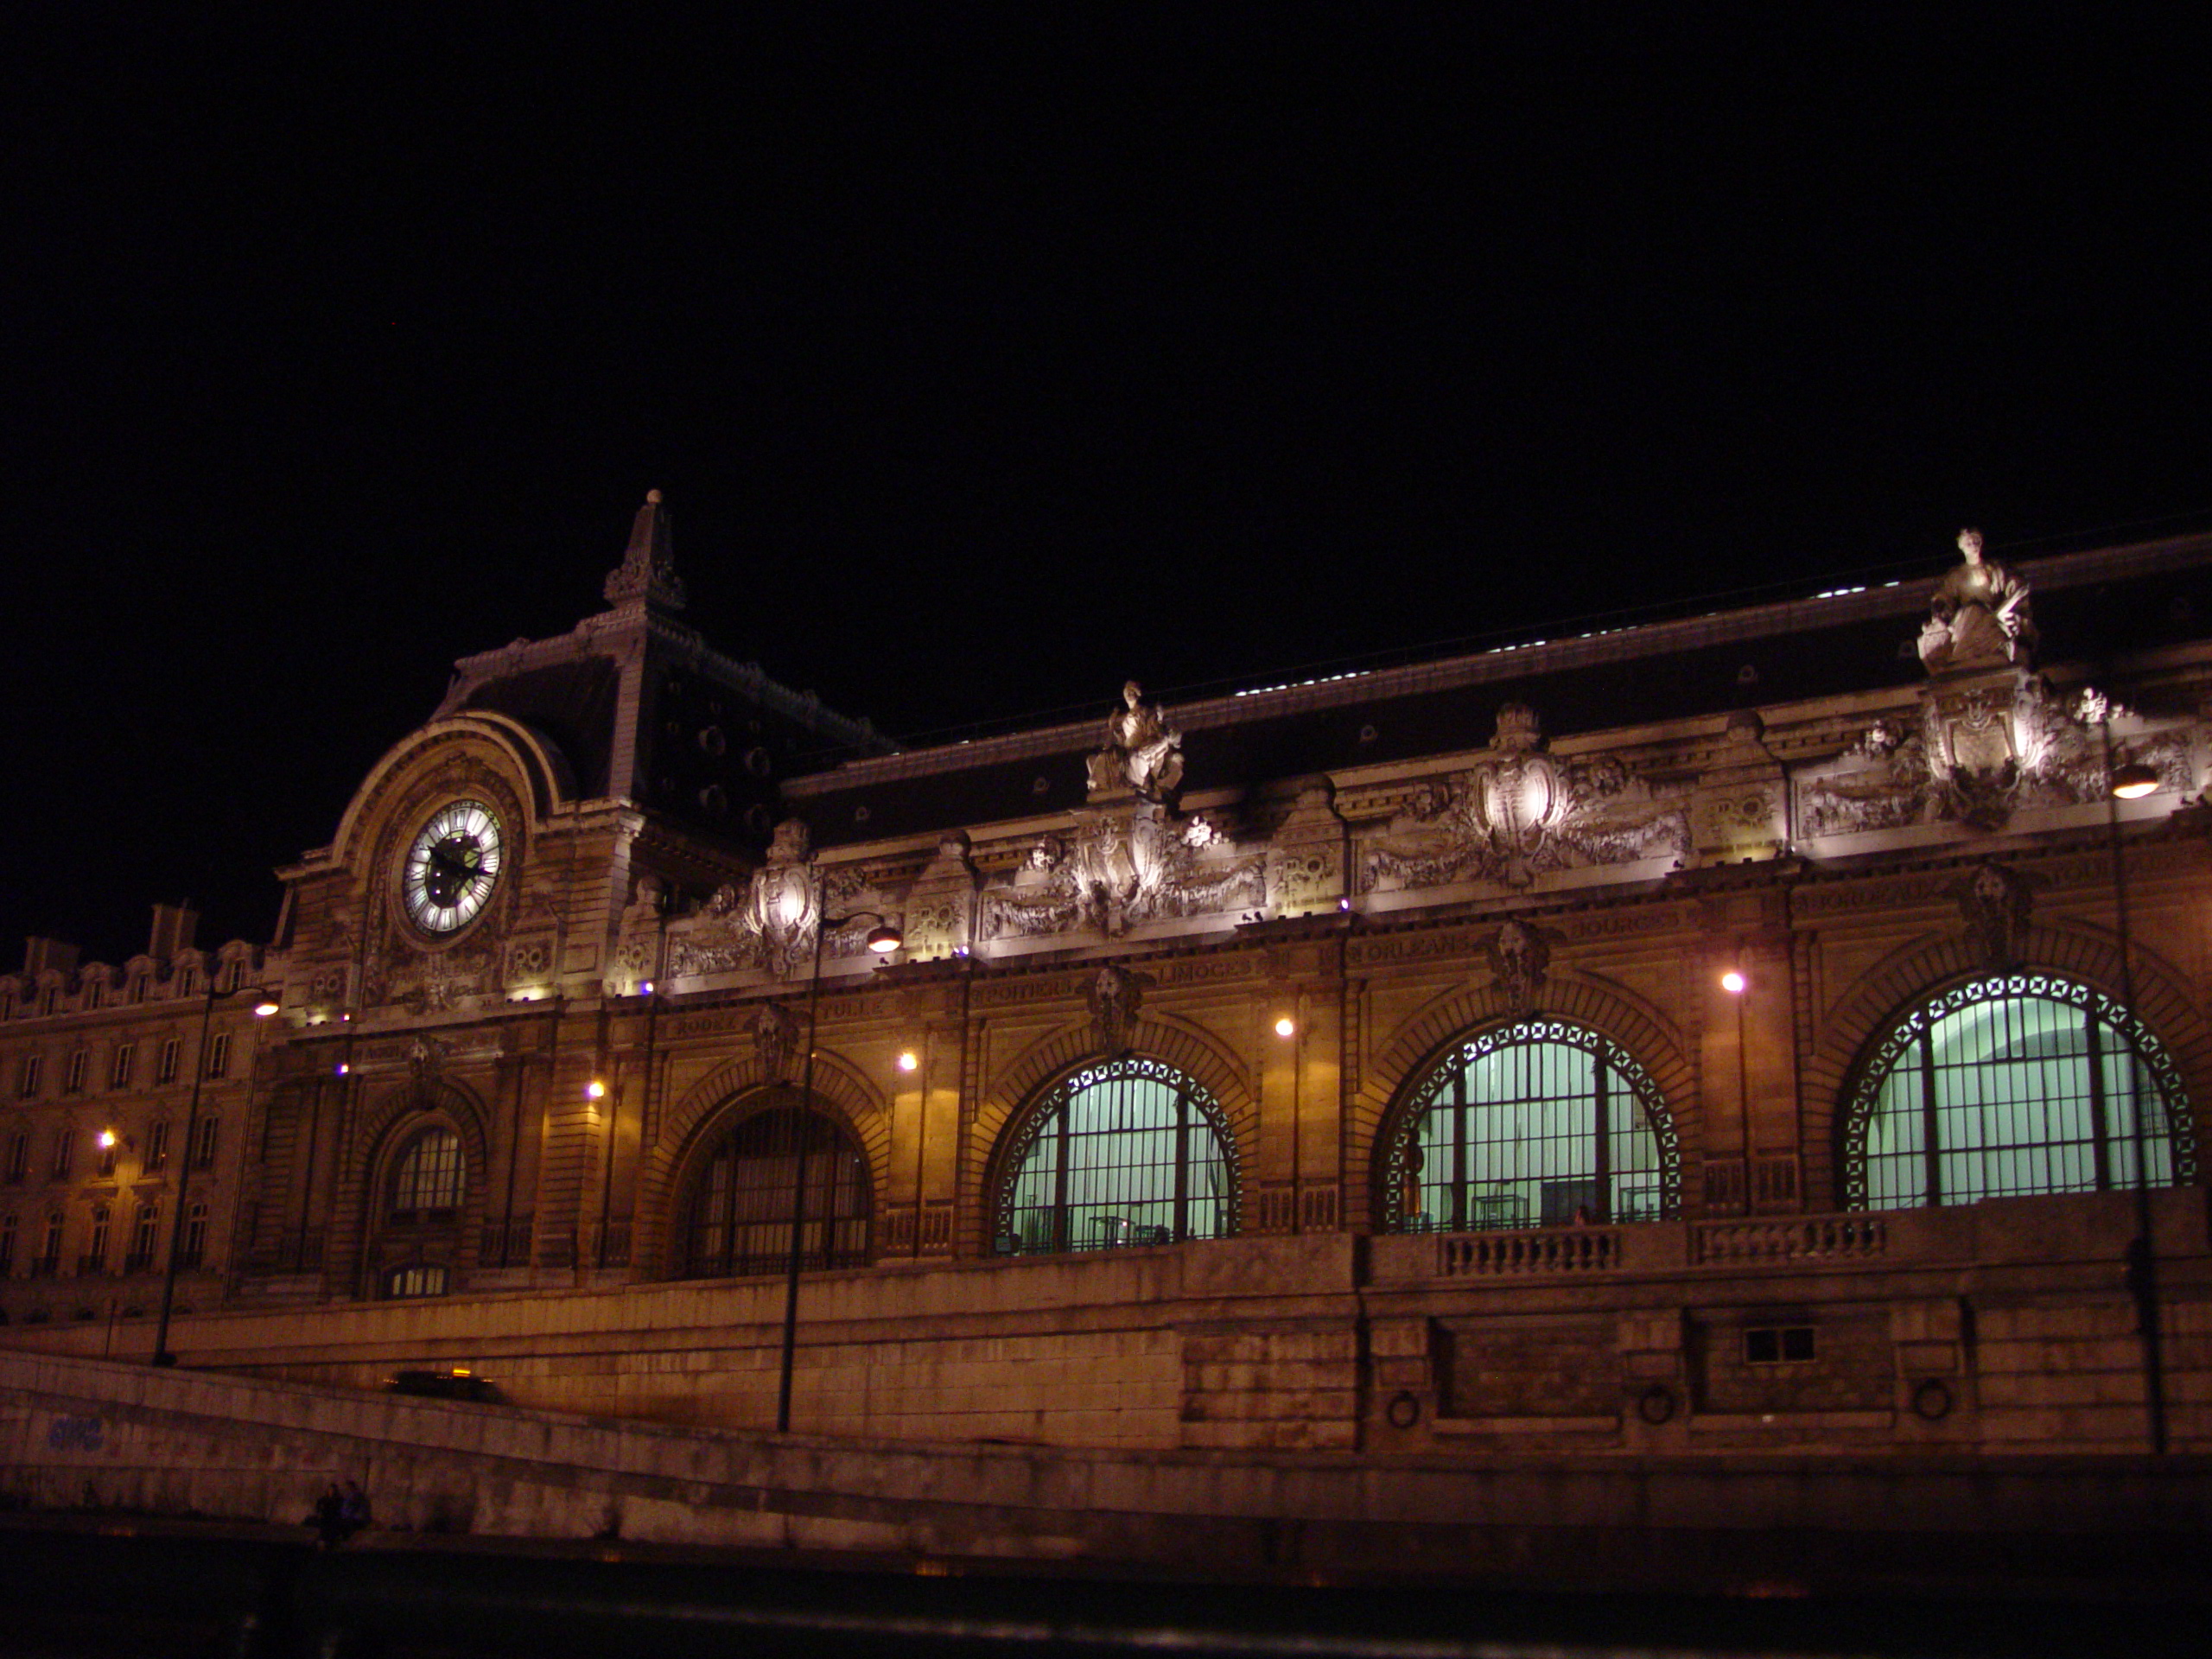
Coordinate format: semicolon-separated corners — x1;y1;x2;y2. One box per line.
9;511;2212;1488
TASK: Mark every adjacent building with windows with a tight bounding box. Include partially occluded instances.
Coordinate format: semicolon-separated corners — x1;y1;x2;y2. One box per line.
5;499;2210;1467
0;913;268;1330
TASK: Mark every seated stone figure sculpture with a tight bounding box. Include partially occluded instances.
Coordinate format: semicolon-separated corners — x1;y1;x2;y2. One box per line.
1920;528;2034;672
1086;681;1185;803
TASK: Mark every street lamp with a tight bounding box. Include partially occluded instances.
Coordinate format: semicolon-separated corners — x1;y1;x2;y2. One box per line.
1721;967;1750;1215
152;977;276;1366
777;895;900;1433
2101;718;2166;1453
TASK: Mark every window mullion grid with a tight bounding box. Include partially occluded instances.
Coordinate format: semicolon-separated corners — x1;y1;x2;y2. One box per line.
2084;1001;2113;1191
1917;1022;1942;1208
1176;1084;1194;1238
1592;1046;1611;1223
1051;1090;1071;1255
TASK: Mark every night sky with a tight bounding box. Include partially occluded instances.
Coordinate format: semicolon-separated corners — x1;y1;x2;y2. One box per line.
4;7;2206;966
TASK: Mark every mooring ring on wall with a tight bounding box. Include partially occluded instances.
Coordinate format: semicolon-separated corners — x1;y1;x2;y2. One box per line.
1385;1391;1421;1430
1910;1376;1955;1421
1636;1383;1677;1426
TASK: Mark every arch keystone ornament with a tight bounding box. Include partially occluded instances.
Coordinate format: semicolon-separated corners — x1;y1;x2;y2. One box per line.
1086;963;1149;1057
1955;861;2031;970
1484;918;1551;1014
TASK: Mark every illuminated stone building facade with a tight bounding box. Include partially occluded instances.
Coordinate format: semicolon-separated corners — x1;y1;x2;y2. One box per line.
6;504;2212;1476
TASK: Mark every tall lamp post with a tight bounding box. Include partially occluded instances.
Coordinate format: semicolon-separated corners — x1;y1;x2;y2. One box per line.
152;977;277;1366
777;894;901;1433
2103;721;2166;1453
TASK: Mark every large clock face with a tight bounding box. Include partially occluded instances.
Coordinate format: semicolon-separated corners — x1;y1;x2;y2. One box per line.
402;800;504;935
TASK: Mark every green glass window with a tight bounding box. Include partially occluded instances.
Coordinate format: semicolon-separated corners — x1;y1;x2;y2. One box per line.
1382;1020;1678;1231
995;1059;1236;1254
1845;974;2192;1208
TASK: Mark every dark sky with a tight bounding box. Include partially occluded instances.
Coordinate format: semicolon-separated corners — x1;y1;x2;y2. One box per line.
3;6;2207;965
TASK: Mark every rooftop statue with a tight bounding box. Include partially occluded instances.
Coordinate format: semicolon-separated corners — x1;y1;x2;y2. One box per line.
1086;680;1185;803
1918;528;2034;673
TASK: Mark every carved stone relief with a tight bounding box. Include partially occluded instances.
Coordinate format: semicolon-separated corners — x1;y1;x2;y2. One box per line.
664;820;819;978
977;805;1268;942
1688;709;1786;864
1798;677;2198;838
899;832;980;962
1266;781;1344;916
1361;705;1688;893
977;835;1084;941
606;874;665;990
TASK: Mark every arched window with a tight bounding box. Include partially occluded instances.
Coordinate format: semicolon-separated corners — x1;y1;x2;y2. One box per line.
391;1128;463;1214
677;1104;870;1278
1844;973;2195;1209
994;1058;1236;1255
1380;1019;1678;1232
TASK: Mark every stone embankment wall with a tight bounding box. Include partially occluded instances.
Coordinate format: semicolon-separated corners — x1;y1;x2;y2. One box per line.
8;1344;2212;1593
4;1192;2209;1462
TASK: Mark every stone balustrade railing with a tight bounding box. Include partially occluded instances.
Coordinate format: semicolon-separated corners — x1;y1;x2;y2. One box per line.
1440;1227;1621;1277
1691;1214;1889;1266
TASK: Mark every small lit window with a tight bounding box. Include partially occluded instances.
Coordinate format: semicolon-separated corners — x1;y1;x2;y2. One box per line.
385;1263;448;1300
1745;1326;1816;1364
109;1043;135;1090
391;1128;463;1213
156;1039;181;1085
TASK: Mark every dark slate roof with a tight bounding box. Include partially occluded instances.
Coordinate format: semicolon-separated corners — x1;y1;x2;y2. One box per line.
784;536;2212;850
